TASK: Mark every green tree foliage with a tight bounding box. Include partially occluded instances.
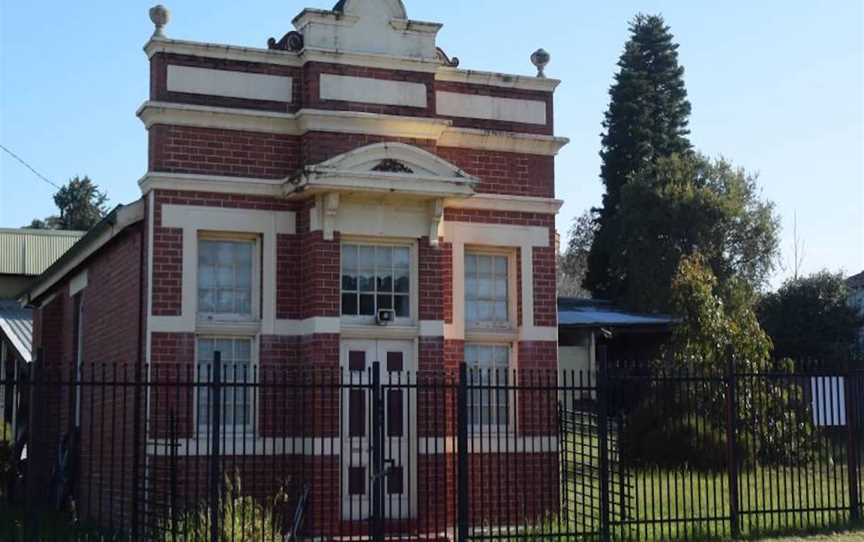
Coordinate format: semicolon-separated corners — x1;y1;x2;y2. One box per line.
26;176;108;231
585;14;693;300
558;210;596;298
622;254;813;470
610;153;779;313
758;271;863;365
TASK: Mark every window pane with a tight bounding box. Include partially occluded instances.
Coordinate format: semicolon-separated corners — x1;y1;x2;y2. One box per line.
394;274;410;294
465;344;509;429
342;274;357;291
375;246;392;270
394;247;410;269
359;294;375;316
197;338;253;430
341;244;411;320
377;274;393;293
359;272;375;293
198;240;254;316
342;293;358;315
395;296;409;318
377;295;393;310
465;253;509;326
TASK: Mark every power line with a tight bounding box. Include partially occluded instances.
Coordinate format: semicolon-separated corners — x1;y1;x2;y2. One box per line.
0;143;62;190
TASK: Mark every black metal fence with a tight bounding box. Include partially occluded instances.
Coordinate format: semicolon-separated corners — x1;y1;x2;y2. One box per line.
2;350;864;541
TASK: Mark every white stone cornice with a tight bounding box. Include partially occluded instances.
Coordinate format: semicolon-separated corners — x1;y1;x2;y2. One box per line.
144;38;303;67
436;67;561;92
143;39;562;91
439;128;569;156
137;101;568;156
444;194;564;215
139;172;286;197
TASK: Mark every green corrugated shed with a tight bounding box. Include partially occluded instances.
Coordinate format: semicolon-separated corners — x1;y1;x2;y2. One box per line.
0;228;85;276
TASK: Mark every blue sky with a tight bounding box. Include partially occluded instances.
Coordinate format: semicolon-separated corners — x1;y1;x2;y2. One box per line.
1;1;862;288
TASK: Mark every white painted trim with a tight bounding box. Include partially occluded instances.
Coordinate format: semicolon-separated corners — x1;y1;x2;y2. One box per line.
152;316;342;336
167;65;293;102
519;326;558;342
139;172;285;197
287;171;475;199
273;317;341;336
442;222;550;249
145;38;304;67
137;101;451;140
136;102;568;156
69;270;88;296
439;128;569;155
144;39;562;92
419;320;444;337
320;74;426;108
436;92;547;125
436;68;561;92
27;201;145;302
340;325;419;340
445;194;563;215
160;205;296;334
442;222;550;341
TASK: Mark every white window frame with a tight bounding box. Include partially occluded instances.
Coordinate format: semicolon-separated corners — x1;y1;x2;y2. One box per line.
464;248;518;332
464;342;514;433
193;335;258;436
196;233;261;324
339;238;418;326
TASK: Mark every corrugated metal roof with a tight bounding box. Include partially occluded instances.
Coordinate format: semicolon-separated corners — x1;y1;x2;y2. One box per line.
558;297;676;329
0;228;85;276
848;271;864;291
0;300;32;362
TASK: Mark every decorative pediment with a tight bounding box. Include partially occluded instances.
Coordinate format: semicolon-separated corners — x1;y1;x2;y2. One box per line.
292;0;441;61
284;142;478;200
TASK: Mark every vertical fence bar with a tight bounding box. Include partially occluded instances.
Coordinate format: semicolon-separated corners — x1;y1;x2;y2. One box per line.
209;350;222;542
371;361;385;542
845;364;860;522
457;362;469;542
596;345;611;542
725;353;740;539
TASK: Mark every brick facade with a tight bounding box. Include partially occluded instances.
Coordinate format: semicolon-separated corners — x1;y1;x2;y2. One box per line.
30;1;564;536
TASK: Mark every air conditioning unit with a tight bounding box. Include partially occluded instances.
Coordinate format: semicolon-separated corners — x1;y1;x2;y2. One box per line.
376;309;396;325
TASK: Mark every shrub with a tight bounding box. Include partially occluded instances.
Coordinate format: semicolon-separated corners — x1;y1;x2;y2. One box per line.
162;472;289;542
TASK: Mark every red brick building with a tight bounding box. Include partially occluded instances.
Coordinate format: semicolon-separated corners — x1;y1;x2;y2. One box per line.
25;0;567;537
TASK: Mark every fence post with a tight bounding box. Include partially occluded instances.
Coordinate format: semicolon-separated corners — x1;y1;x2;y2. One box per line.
596;345;611;542
725;353;740;539
370;361;385;542
845;363;860;522
209;351;222;542
456;362;469;542
131;350;143;541
26;348;43;542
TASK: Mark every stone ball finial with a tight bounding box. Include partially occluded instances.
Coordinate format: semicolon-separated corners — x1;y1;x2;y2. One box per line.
149;5;170;39
531;48;551;79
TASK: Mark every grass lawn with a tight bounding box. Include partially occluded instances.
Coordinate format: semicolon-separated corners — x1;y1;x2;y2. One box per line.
560;465;858;542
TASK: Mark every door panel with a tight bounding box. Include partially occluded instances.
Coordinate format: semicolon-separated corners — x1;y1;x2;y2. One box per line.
340;339;415;521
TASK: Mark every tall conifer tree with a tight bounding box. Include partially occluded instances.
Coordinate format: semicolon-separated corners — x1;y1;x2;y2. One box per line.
585;14;692;301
